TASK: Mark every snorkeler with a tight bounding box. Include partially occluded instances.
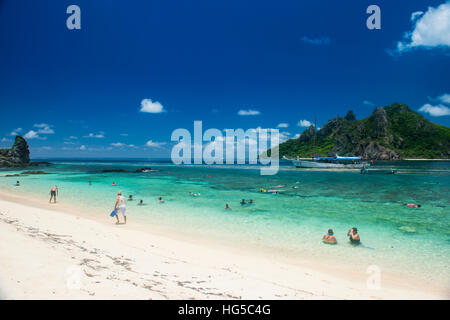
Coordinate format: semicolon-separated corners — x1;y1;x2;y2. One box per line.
322;229;337;244
347;227;360;245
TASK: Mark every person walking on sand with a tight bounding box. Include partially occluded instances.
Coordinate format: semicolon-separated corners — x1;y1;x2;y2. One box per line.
49;185;58;203
114;191;127;224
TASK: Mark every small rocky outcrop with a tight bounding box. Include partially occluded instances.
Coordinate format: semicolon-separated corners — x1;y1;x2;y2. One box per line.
0;136;30;168
345;110;356;121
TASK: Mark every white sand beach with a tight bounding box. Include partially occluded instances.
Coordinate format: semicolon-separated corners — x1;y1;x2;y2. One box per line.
0;191;447;300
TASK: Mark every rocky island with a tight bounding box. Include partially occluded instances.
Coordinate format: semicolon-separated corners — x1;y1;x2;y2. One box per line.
0;136;31;168
275;103;450;160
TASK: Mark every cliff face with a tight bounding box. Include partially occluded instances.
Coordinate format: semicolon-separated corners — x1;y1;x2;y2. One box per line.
277;103;450;160
0;136;30;167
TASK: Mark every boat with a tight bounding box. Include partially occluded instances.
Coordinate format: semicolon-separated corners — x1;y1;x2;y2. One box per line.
283;116;371;169
284;155;368;169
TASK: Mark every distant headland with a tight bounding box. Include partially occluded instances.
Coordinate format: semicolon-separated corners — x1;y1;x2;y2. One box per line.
275;103;450;160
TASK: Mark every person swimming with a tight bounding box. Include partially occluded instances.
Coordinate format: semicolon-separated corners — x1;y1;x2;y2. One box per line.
158;197;164;203
225;204;231;210
128;195;134;201
88;181;92;186
138;200;144;206
407;203;421;208
240;199;246;205
112;182;116;186
15;181;20;186
347;227;360;245
322;229;337;244
249;199;253;204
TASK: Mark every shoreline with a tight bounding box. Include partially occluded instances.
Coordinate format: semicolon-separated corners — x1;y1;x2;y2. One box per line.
0;190;448;299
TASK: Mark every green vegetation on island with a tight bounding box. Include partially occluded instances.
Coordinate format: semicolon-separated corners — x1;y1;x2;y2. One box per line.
275;103;450;160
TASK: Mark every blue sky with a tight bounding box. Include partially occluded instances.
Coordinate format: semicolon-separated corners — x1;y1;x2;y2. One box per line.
1;0;449;158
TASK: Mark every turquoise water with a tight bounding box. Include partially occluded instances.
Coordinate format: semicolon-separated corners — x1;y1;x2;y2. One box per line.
1;160;449;287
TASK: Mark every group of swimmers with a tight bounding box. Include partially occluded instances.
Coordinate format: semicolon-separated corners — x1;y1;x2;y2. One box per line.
224;199;255;209
240;199;253;205
322;227;360;245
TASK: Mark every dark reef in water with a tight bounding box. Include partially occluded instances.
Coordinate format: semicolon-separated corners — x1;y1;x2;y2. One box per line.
100;167;159;173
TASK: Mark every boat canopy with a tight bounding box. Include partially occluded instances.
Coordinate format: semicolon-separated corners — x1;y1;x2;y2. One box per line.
313;155;362;161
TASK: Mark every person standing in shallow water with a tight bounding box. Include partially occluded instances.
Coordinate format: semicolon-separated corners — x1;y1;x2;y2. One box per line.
114;191;127;224
49;186;58;203
347;227;360;245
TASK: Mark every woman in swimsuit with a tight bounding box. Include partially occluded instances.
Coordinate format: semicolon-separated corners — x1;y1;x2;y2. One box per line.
114;191;127;224
347;227;360;245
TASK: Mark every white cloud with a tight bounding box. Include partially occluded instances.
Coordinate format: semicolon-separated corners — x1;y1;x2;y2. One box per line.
394;1;450;53
140;98;165;113
146;140;166;148
110;142;125;147
293;133;301;139
301;36;331;46
411;11;424;21
68;136;78;140
237;109;261;116
33;123;54;134
9;128;22;136
120;133;129;137
297;120;312;127
363;100;375;106
83;132;105;138
79;145;87;150
437;93;450;104
24;130;43;140
419;103;450;116
277;123;289;128
1;138;9;142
